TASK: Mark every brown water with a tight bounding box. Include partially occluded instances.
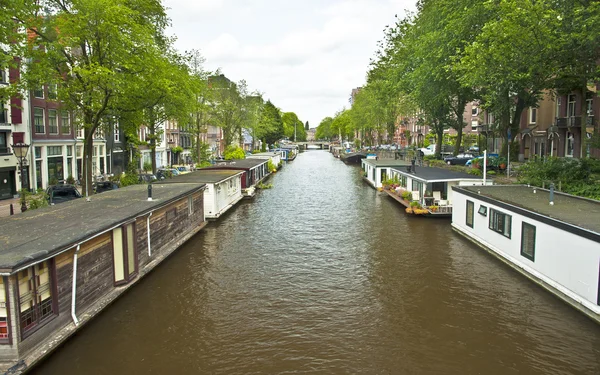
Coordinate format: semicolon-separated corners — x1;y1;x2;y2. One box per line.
31;151;600;375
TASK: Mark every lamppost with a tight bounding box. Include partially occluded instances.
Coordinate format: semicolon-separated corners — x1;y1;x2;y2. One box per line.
12;142;30;212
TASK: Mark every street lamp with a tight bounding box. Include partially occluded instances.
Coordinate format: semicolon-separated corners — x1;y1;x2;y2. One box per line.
12;142;30;212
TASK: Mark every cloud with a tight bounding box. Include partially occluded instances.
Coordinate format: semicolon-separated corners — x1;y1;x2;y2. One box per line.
164;0;417;127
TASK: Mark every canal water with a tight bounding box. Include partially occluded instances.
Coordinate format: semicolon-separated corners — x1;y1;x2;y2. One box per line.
32;151;600;375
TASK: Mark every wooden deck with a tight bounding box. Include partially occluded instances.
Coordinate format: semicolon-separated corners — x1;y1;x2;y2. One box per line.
384;189;452;217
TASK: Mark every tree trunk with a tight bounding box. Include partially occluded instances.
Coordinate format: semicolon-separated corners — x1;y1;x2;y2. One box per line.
435;122;444;159
82;123;95;197
455;126;463;156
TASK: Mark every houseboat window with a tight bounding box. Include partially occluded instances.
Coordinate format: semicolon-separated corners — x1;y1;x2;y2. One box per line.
0;277;10;343
520;222;536;261
478;205;487;216
466;201;474;228
489;209;511;238
112;223;138;285
17;260;56;337
188;196;194;216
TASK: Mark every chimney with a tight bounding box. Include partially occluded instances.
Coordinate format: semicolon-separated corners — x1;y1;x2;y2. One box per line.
147;184;153;201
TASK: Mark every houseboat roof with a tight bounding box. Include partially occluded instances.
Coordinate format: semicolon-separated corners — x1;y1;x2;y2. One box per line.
454;185;600;234
362;159;411;167
159;170;243;184
203;159;267;171
0;183;206;272
247;152;279;157
390;166;484;182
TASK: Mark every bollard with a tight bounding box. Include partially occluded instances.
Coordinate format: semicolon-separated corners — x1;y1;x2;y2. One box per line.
9;203;14;216
549;183;555;206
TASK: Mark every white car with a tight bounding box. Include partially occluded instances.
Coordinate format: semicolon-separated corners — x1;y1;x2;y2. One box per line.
418;144;436;156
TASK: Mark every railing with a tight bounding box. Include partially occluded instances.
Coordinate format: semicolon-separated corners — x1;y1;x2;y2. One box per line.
556;116;586;128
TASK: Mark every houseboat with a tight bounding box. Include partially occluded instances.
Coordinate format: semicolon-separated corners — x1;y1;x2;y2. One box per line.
340;152;366;164
159;170;244;220
202;159;270;198
361;159;410;189
386;165;491;216
247;152;282;170
0;183;207;373
451;185;600;323
276;145;298;161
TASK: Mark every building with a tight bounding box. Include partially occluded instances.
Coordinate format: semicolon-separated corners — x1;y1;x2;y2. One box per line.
0;183;207;371
451;185;600;323
1;64;31;199
361;159;411;189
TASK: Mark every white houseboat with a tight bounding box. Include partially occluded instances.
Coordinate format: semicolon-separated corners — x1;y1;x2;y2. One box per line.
247;152;282;170
386;165;491;216
202;159;270;198
451;184;600;323
160;170;244;220
361;159;410;189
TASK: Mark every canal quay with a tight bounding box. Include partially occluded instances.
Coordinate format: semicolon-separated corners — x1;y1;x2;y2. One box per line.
28;150;600;375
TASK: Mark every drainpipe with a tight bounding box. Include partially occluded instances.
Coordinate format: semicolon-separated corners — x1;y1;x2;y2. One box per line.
147;212;153;257
71;244;81;326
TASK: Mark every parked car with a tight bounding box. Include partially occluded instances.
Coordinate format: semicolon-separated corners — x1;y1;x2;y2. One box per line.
443;153;477;165
138;174;158;183
158;168;180;177
176;166;191;174
46;184;83;204
419;144;436;156
94;181;119;194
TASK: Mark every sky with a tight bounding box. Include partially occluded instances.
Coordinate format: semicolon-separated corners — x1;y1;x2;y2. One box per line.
163;0;417;128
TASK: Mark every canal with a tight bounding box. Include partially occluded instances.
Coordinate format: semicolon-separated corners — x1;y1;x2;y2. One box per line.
32;150;600;374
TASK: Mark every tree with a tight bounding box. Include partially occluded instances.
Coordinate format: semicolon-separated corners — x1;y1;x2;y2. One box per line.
315;117;333;140
7;0;170;196
260;100;284;146
210;74;246;147
282;112;306;141
305;121;309;131
186;50;214;164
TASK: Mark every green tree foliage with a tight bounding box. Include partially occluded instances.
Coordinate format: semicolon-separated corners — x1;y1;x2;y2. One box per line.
6;0;170;196
315;117;333;140
305;121;309;131
281;112;307;141
210;74;246;147
223;145;246;160
260;100;284;146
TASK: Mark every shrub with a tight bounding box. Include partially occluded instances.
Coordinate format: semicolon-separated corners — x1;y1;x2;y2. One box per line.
197;161;212;168
401;191;412;201
20;189;49;211
120;173;139;187
224;145;246;160
66;175;76;185
468;168;482;176
267;160;276;172
257;182;273;189
48;176;59;186
410;200;421;208
143;162;152;172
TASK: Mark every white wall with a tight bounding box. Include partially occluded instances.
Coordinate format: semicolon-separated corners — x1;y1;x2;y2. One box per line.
203;183;215;218
210;174;243;218
452;190;600;314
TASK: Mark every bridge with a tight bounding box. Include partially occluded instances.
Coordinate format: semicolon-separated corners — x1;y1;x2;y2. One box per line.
293;141;331;150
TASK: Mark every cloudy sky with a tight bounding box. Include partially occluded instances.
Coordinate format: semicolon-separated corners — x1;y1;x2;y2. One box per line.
163;0;416;128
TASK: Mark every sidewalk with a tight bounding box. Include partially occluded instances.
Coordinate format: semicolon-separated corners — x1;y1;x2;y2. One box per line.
0;197;22;218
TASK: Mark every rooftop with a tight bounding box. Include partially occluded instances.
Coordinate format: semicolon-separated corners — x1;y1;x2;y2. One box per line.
248;152;278;157
457;185;600;234
203;159;267;170
159;170;243;184
0;184;204;271
362;159;411;167
391;166;483;182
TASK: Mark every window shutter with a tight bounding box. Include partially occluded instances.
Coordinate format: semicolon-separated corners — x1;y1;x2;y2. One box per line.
10;97;22;124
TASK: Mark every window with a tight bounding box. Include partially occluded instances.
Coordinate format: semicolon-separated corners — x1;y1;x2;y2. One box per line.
520;222;536;261
114;124;120;142
472;107;478;116
0;277;10;343
112;223;138;285
567;94;576;117
48;109;58;134
34;107;45;134
529;108;537;124
47;146;62;156
33;87;44;99
489;209;511;238
566;132;574;157
35;146;42;159
478;205;487;216
188;196;194;216
0;105;7;124
466;200;474;228
0;132;6;154
61;112;70;134
556;97;561;118
0;69;6;83
17;260;56;336
66;146;73;157
48;84;57;100
587;99;593;117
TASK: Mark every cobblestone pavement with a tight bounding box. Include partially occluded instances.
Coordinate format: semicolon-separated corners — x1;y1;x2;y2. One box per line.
0;197;22;218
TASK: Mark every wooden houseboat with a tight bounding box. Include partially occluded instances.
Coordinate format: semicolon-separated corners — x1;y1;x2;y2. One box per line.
386;165;490;216
276;145;298;161
360;159;411;189
202;159;270;198
0;184;207;373
159;170;244;220
451;185;600;323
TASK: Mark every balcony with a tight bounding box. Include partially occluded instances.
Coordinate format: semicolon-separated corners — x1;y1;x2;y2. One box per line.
478;124;494;134
556;116;585;128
